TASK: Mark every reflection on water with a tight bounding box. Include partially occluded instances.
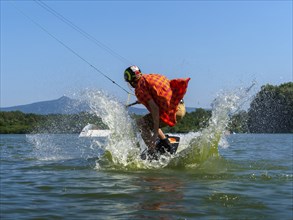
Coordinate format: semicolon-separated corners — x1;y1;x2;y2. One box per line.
139;176;183;210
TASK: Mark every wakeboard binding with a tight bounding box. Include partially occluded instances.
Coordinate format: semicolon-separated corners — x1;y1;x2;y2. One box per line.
140;135;180;161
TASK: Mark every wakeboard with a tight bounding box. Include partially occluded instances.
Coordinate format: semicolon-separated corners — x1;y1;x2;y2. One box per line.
140;135;180;161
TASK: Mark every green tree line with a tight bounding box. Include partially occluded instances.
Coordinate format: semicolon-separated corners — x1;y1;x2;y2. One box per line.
1;82;292;134
0;109;212;134
162;108;211;133
0;111;107;134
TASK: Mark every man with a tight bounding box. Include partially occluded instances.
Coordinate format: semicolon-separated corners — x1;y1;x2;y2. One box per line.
124;65;190;155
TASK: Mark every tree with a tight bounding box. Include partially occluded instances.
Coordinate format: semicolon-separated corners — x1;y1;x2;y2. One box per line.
248;82;293;133
228;110;248;133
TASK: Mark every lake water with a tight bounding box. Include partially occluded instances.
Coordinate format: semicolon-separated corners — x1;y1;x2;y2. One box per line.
1;133;292;219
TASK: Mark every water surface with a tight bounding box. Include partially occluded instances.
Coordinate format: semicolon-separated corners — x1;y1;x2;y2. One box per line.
1;134;292;219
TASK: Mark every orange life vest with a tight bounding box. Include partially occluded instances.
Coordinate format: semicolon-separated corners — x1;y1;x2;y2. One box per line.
135;74;190;126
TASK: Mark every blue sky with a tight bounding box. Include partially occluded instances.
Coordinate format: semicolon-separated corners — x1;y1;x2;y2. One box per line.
1;1;292;108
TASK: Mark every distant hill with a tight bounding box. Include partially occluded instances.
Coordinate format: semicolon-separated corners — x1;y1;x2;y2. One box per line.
0;96;196;115
0;96;89;115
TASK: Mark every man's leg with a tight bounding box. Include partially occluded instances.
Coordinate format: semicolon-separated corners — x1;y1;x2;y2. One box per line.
157;102;186;154
158;129;166;140
137;102;186;149
136;114;154;148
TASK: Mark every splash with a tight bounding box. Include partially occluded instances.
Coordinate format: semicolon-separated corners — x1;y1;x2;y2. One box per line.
27;133;104;161
75;89;144;169
168;84;256;168
27;84;254;169
73;84;254;170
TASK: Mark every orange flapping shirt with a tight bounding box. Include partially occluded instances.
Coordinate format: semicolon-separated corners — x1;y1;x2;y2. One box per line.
135;74;190;127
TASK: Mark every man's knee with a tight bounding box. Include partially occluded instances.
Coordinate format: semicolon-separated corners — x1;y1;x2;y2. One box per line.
176;103;186;122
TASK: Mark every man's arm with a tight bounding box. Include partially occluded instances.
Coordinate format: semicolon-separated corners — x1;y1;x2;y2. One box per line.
147;99;160;148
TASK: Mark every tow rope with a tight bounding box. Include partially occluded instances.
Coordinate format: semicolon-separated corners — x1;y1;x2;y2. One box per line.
11;2;135;103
